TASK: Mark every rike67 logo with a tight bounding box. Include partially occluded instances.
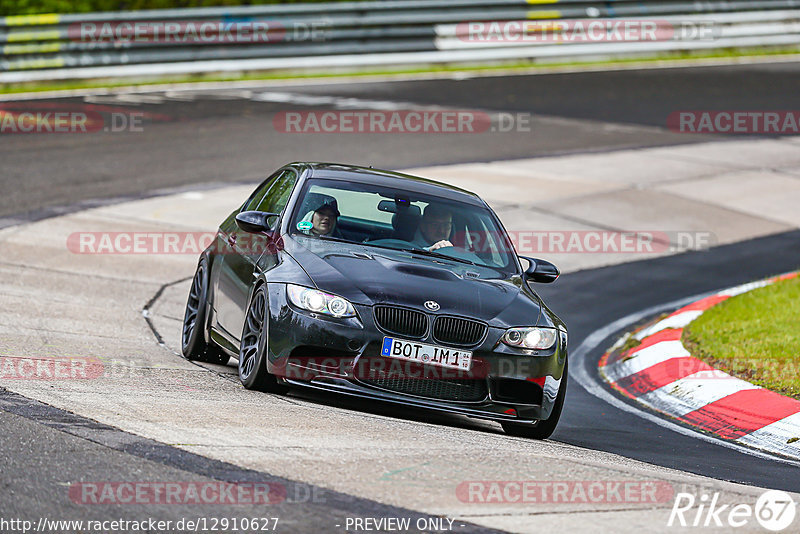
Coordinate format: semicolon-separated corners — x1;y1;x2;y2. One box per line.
668;490;796;531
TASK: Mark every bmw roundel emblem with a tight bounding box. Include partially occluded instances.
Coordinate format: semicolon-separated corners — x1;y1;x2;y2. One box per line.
424;300;440;311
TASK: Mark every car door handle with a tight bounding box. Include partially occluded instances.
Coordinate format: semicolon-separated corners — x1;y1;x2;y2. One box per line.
227;234;237;247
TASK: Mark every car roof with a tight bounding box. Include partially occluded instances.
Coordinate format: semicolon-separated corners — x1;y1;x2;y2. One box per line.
294;162;486;207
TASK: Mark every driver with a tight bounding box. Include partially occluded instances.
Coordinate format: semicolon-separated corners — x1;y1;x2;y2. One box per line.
300;200;340;236
411;204;454;251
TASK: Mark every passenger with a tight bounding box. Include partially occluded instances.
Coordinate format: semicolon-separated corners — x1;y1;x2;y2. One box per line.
411;204;454;251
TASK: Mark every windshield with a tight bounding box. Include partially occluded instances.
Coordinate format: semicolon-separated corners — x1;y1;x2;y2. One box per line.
289;178;518;276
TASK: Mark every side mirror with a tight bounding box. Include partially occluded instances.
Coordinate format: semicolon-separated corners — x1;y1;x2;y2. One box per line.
520;256;559;284
235;211;279;234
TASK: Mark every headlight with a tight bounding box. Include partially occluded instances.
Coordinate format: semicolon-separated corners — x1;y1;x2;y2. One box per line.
502;327;558;350
286;284;356;318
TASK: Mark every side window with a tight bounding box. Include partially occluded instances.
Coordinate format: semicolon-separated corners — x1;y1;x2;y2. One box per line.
244;170;282;211
255;169;298;216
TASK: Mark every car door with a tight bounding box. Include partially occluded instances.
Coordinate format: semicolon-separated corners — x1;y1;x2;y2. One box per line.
214;168;298;341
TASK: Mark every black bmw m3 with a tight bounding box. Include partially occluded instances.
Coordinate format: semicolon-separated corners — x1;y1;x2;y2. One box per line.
182;163;568;438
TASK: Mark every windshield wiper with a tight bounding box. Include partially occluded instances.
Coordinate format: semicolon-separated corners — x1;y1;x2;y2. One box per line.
316;235;356;245
400;247;476;266
314;234;400;250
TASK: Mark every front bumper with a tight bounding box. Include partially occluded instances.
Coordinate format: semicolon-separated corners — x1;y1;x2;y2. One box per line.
263;284;567;424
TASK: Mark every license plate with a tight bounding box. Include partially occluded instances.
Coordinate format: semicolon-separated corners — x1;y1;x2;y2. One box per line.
380;337;472;371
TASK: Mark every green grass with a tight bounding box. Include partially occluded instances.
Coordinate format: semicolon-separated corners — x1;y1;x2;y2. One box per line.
619;334;642;354
3;46;800;96
683;274;800;399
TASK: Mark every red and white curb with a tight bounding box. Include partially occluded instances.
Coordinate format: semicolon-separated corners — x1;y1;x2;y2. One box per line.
599;272;800;460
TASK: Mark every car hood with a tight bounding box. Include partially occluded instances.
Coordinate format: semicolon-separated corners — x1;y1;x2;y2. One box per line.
284;236;542;325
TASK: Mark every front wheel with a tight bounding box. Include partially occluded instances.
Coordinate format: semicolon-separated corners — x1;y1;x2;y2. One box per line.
182;257;229;365
502;359;567;439
238;285;287;394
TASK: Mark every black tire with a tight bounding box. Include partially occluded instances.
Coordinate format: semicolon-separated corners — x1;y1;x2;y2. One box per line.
238;284;287;393
502;359;567;440
181;257;229;365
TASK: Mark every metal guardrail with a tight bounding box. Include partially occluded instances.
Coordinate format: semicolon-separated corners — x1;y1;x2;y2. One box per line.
1;0;800;82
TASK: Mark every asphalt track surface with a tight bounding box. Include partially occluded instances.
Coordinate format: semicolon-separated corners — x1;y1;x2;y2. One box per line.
0;392;499;533
2;61;800;526
8;61;785;221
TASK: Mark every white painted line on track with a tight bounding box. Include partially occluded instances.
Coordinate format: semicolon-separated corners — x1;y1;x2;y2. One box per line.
718;279;772;297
